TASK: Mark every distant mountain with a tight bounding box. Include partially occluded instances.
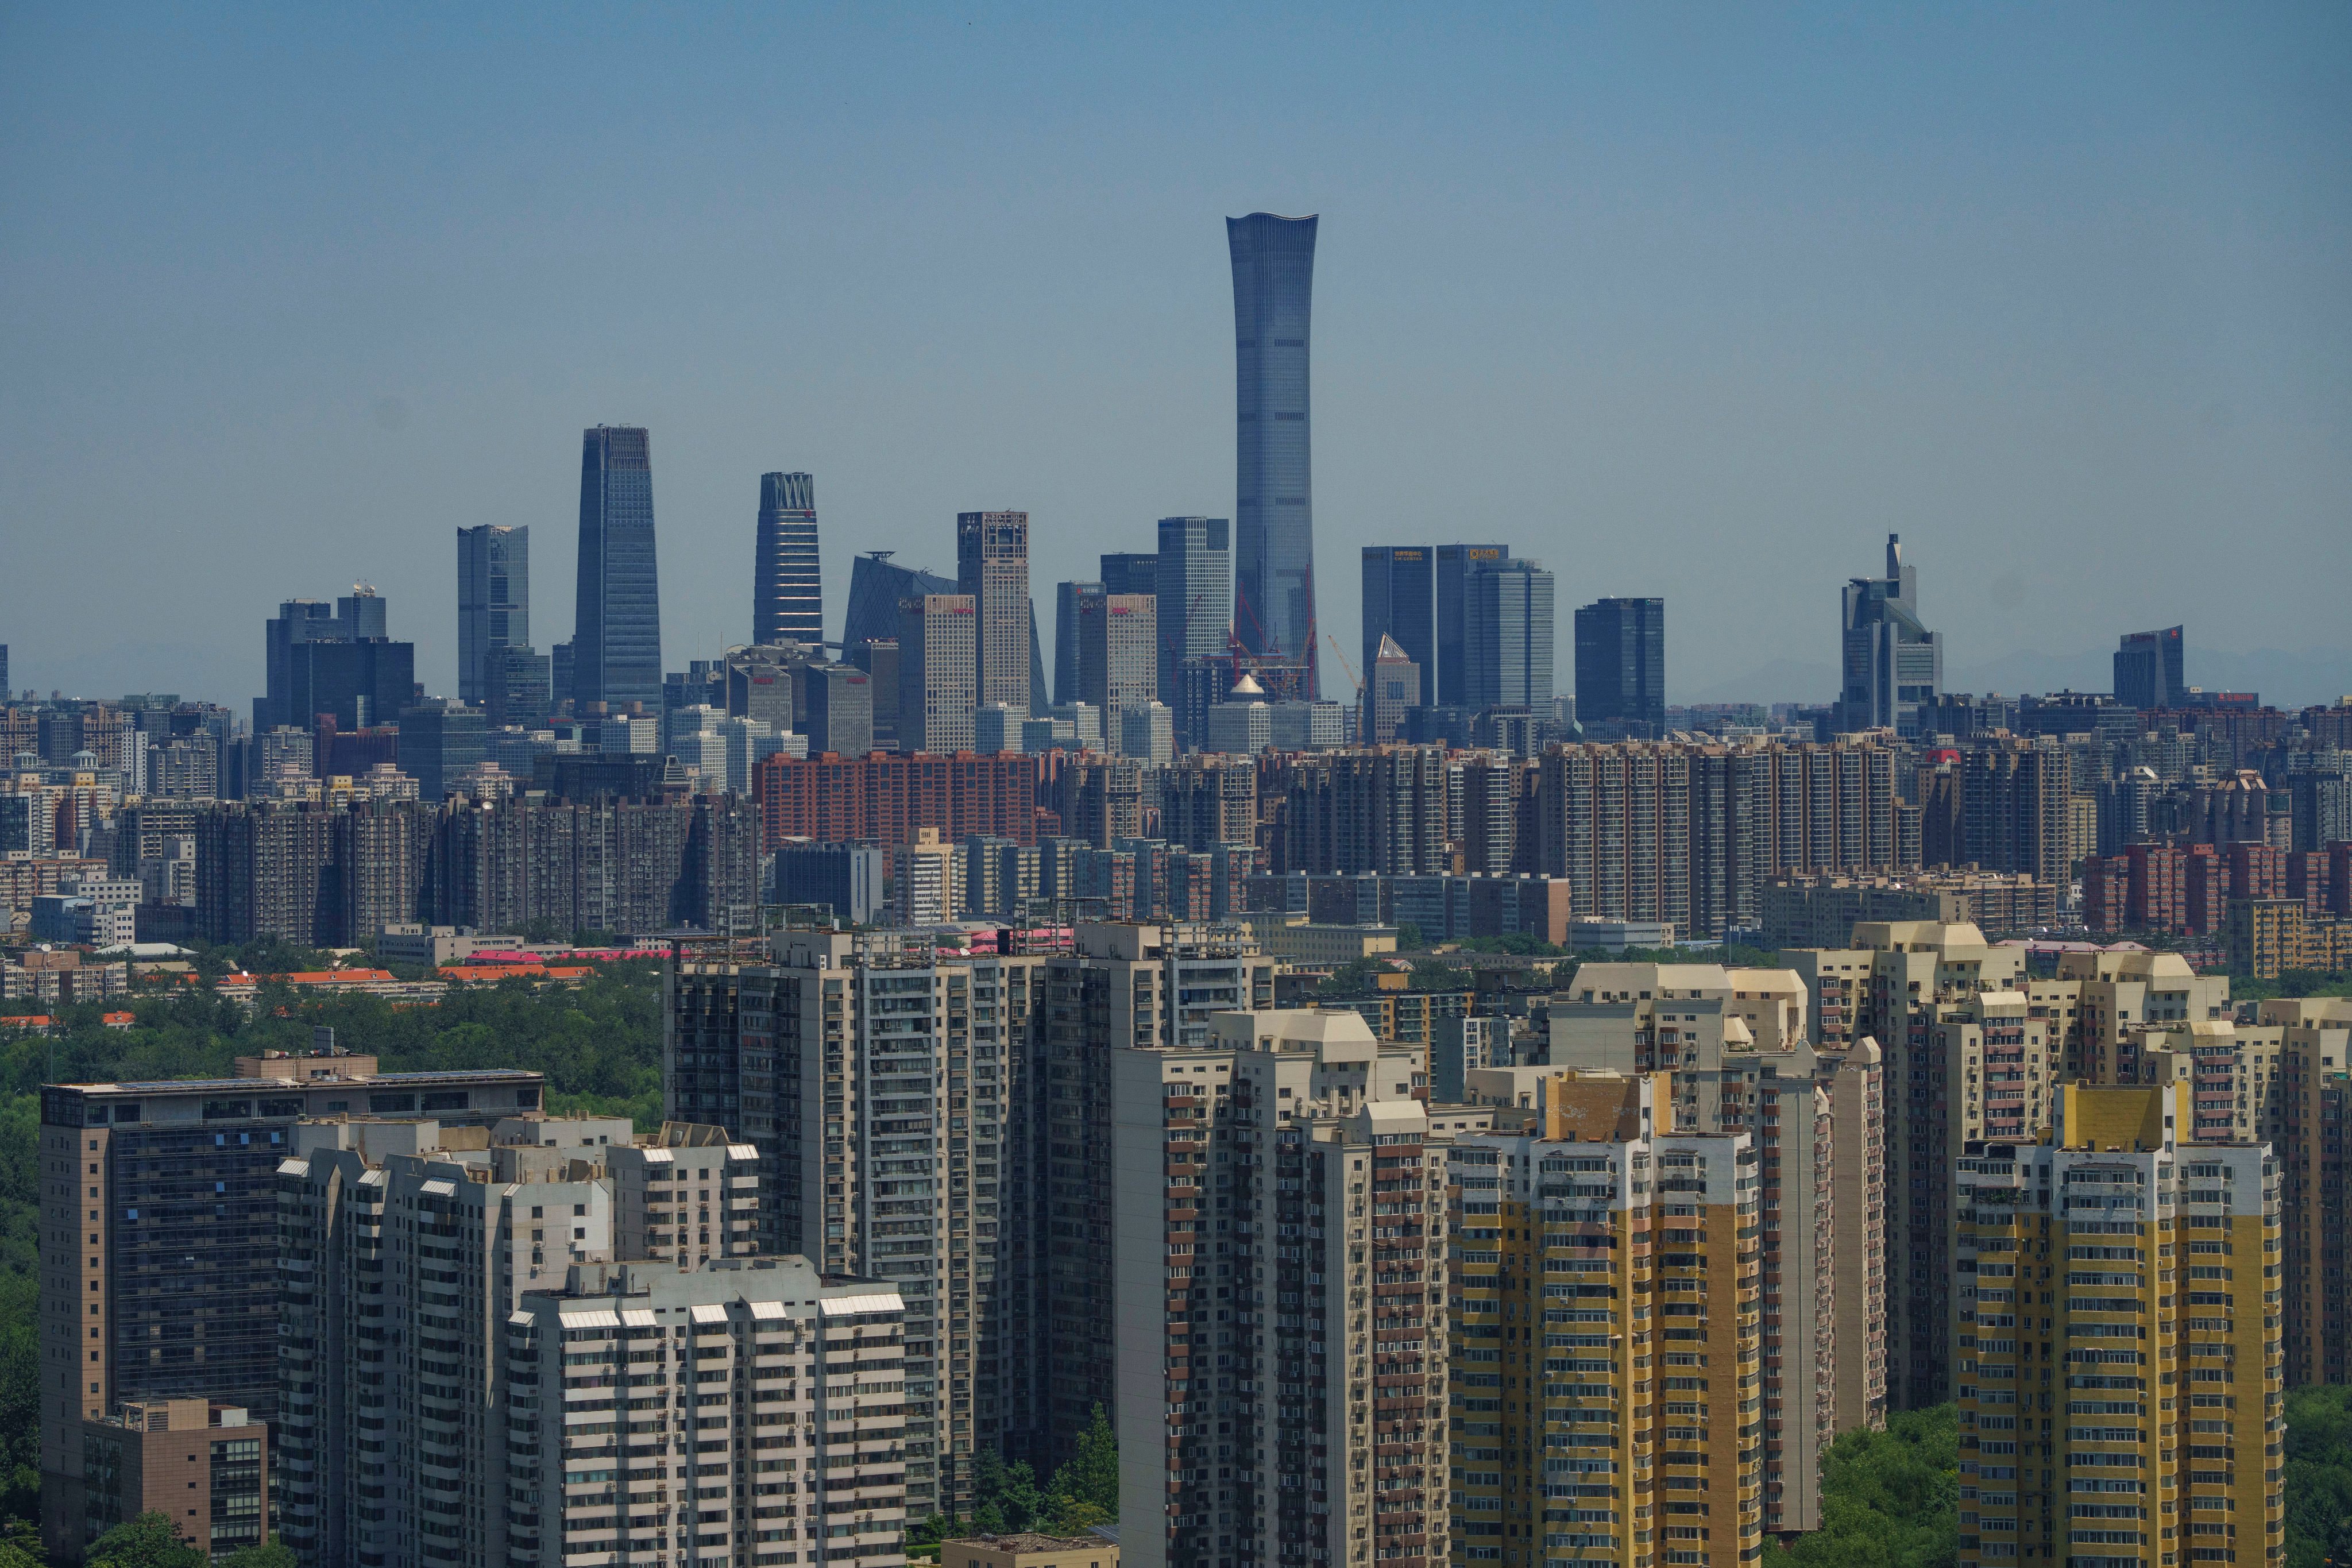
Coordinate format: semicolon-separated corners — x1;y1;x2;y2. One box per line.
1672;657;1840;708
1949;646;2352;710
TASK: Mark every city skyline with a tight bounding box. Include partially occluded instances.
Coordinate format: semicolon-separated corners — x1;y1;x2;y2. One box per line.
6;10;2346;710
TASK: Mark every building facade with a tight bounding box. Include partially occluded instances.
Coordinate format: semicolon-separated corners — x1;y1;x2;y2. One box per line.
1228;213;1320;696
573;424;663;712
958;511;1033;722
754;470;825;647
456;524;530;708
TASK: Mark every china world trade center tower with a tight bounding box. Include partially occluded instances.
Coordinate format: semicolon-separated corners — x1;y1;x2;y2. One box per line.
573;424;663;710
1229;212;1319;697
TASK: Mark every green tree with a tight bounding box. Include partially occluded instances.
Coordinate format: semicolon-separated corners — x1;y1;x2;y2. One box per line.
219;1540;300;1568
1040;1403;1118;1528
83;1511;207;1568
1762;1404;1956;1568
2284;1384;2352;1568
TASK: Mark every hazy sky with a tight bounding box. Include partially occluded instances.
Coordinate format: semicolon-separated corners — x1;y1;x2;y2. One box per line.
5;5;2349;711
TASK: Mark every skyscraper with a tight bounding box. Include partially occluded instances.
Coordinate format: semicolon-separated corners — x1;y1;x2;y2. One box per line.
752;470;824;646
1574;595;1666;736
844;551;955;651
2114;624;2185;710
1837;532;1941;737
571;424;662;711
1156;516;1231;741
455;524;528;706
1361;545;1435;700
1434;543;1508;706
1229;211;1319;695
899;593;978;754
1098;551;1158;598
1464;556;1554;712
1053;580;1104;707
957;510;1032;720
1078;592;1157;743
260;589;415;732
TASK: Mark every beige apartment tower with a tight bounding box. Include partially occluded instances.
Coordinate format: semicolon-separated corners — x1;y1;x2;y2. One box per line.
1448;1071;1764;1568
1952;1084;2283;1568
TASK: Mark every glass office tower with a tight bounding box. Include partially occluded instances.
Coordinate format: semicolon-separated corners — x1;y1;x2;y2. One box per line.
455;524;529;706
572;424;662;710
753;470;824;646
1228;212;1319;696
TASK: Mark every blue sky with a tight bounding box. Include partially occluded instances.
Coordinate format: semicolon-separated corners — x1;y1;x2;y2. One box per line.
3;4;2348;708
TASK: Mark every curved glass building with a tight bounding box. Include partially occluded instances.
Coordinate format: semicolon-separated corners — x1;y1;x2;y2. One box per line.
1228;212;1319;696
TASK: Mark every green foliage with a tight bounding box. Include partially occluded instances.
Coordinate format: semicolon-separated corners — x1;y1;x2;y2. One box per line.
2285;1384;2352;1568
83;1511;207;1567
1393;922;1425;951
219;1539;300;1568
1762;1405;1956;1568
2233;968;2352;1003
924;1407;1117;1544
1038;1405;1118;1532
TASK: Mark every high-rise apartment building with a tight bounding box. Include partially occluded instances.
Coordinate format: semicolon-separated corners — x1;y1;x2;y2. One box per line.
1158;517;1233;741
899;594;979;756
1448;1071;1765;1568
2112;625;2185;712
1574;597;1666;737
958;511;1033;722
2272;998;2352;1387
1113;1009;1457;1568
456;524;530;707
666;933;1050;1518
573;425;663;711
754;470;825;647
37;1054;546;1561
1837;534;1941;738
1465;557;1555;713
1053;581;1104;709
1544;966;1888;1527
1951;1084;2283;1568
1229;213;1320;696
1360;547;1435;705
1079;593;1157;740
506;1260;909;1568
1435;546;1508;707
275;1114;766;1568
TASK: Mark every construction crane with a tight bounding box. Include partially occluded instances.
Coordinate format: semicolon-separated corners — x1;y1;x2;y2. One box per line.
1326;633;1367;743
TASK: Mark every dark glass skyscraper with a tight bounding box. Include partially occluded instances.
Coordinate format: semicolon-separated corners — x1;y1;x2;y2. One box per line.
844;552;955;651
1837;533;1941;737
1229;212;1319;695
1361;546;1436;700
1156;516;1232;743
1435;544;1509;706
572;424;662;710
1574;596;1666;736
2114;625;2184;710
753;471;824;646
1464;557;1555;711
456;524;530;705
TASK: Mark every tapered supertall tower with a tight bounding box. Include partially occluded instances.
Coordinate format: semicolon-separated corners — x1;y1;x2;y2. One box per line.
752;470;823;646
572;424;662;709
1228;212;1319;697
